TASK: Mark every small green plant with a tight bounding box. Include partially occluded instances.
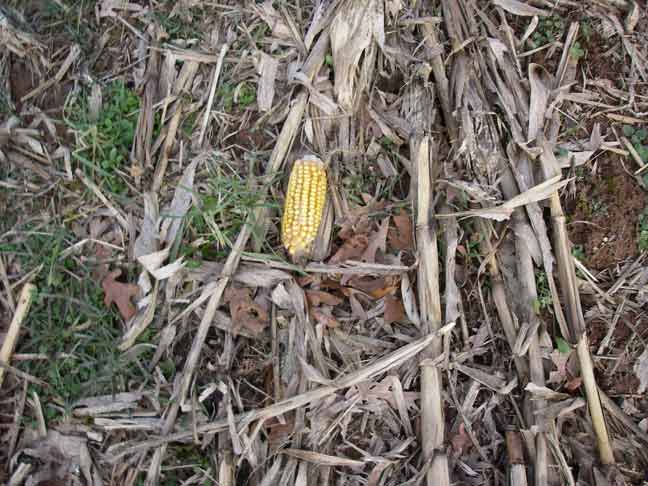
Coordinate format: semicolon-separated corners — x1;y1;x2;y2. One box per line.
529;16;566;48
570;41;585;60
217;82;257;112
533;270;553;314
66;80;140;195
572;244;586;261
555;336;571;354
638;208;648;251
622;125;648;163
590;197;608;217
237;83;256;107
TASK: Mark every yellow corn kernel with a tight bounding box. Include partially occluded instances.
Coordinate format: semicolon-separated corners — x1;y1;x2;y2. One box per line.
281;157;327;258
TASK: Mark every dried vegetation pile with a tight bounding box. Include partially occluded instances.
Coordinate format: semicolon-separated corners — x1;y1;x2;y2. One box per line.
1;0;648;485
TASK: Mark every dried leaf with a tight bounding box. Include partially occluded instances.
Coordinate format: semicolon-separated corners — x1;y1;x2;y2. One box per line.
330;0;382;110
102;270;139;320
225;286;269;337
383;293;405;325
311;308;339;328
271;282;293;309
133;192;159;259
635;347;648;394
330;234;369;263
362;217;389;263
305;289;343;307
160;157;199;246
256;52;279;112
450;423;472;458
388;209;413;250
493;0;549;17
254;1;292;39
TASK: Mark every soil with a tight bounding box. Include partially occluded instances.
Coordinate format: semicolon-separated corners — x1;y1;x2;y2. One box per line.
566;156;647;271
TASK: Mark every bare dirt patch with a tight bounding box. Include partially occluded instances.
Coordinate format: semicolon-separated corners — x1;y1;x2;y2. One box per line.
567;155;647;270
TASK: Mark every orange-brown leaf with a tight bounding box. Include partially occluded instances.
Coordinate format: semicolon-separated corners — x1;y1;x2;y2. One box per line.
362;217;389;263
388;209;413;251
383;293;405;325
311;308;339;328
102;270;139;320
305;290;343;307
225;287;269;337
330;234;369;263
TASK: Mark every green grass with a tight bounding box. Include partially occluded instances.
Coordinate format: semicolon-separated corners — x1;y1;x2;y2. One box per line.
65;80;140;196
1;225;152;419
180;158;279;264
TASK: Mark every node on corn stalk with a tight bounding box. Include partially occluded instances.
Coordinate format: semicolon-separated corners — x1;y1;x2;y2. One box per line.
281;156;328;264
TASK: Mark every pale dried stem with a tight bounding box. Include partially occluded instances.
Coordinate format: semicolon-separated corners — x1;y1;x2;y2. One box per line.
478;220;529;381
414;136;449;486
198;43;229;148
550;194;615;465
0;283;35;388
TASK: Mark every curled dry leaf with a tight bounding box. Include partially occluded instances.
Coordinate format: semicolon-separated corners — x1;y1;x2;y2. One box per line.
311;308;339;328
362;217;389;263
225;286;269;337
330;234;369;263
388;209;413;251
383;293;405;326
635;347;648;394
305;289;343;307
450;423;472;459
102;270;139;320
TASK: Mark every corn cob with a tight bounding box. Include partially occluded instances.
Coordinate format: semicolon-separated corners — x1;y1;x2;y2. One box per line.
281;157;327;259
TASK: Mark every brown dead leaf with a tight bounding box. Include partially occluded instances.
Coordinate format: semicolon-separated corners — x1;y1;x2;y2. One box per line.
330;234;369;263
450;423;472;459
564;376;583;392
94;243;112;280
383;293;405;325
305;290;343;307
362;217;389;263
225;286;269;337
338;214;372;240
102;270;139;320
388;209;413;251
311;308;339;328
347;276;397;299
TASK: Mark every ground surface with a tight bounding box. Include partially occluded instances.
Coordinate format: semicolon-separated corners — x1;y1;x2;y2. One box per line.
1;1;648;486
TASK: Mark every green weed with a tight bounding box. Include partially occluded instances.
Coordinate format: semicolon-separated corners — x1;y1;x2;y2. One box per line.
217;82;257;112
590;197;608;217
181;158;278;262
150;10;204;40
529;16;566;48
66;80;140;195
533;270;553;314
2;225;152;419
622;125;648;163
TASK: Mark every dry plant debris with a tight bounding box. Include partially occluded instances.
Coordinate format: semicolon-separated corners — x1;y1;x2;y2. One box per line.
1;0;648;485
